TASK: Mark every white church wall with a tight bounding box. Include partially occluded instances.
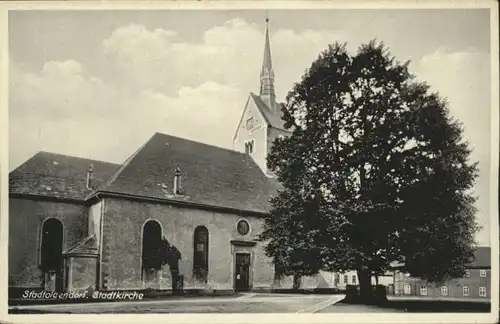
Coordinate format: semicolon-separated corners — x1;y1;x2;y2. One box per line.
233;97;269;174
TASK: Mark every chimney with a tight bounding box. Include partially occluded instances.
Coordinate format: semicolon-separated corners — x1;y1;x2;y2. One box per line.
173;166;181;195
86;164;94;189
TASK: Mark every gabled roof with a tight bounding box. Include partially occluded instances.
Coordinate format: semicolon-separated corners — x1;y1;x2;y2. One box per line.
250;92;289;131
100;132;279;214
9;152;120;201
469;246;490;268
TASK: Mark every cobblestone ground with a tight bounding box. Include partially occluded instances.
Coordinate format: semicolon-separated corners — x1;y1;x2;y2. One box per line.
9;294;346;314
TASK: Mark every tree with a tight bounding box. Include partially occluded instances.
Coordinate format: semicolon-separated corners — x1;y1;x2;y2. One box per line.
259;40;480;303
142;235;182;289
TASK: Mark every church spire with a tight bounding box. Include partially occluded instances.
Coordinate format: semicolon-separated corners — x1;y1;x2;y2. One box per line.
260;15;276;110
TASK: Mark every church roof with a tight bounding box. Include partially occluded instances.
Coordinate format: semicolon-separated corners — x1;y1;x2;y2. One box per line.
10;134;282;214
9;152;120;201
261;17;273;75
99;132;280;214
250;93;288;131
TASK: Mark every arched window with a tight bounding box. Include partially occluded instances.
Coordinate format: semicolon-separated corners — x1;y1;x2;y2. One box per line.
244;140;254;154
193;226;209;283
40;218;64;272
40;218;64;292
141;220;163;272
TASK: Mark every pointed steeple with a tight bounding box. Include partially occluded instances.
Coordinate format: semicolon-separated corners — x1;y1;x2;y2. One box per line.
260;15;276;110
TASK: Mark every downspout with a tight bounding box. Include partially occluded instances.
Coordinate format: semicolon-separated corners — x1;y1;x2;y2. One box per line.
97;195;105;290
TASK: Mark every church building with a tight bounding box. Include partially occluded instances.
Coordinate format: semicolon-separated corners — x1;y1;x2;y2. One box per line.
9;18;336;295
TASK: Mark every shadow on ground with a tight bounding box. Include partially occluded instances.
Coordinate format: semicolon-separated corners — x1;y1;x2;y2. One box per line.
337;300;491;313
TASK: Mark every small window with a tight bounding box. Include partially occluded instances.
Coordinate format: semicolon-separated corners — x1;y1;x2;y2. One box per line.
351;275;356;284
464;270;470;278
480;270;487;277
404;284;411;295
420;287;427;296
441;286;448;296
237;220;250;236
244;140;254;154
344;275;348;284
479;287;487;297
463;286;469;296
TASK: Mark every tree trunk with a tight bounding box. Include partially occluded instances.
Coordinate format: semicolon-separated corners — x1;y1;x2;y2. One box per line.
357;267;373;304
292;274;301;290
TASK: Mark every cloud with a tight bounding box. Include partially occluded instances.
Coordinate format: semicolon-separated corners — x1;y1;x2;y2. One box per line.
9;19;345;167
413;48;491;245
413;48;490;160
10;60;114;120
101;20;341;99
9;58;245;170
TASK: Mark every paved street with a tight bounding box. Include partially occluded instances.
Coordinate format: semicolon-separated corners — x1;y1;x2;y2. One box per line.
9;293;346;314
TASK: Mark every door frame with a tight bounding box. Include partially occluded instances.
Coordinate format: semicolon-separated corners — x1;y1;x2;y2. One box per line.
234;252;252;291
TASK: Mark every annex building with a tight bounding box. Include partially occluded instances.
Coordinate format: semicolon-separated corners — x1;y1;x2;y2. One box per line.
8;19;337;294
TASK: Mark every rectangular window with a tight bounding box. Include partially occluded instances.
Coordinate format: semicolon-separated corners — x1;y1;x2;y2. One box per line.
344;275;348;284
464;270;470;278
334;274;339;284
463;286;469;296
420;287;427;296
479;287;487;297
441;286;448;296
351;275;356;284
404;284;411;295
480;270;487;277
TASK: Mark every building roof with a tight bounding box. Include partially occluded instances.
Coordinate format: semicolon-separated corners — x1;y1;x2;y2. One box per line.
9;152;120;201
261;17;273;75
469;246;490;268
10;133;282;214
390;246;491;270
99;132;280;214
250;93;288;131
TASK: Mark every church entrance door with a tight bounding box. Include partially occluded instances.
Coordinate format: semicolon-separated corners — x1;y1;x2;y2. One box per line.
234;253;251;292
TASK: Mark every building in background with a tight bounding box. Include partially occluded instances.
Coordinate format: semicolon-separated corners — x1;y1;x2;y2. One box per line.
393;247;491;299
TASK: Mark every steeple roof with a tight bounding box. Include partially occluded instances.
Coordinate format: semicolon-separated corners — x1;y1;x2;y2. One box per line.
261;17;273;75
259;16;276;107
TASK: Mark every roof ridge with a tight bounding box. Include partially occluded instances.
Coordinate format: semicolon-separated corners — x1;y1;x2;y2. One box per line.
250;93;290;132
153;132;250;157
10;151;120;176
249;92;271;125
87;136;152;198
36;151;117;165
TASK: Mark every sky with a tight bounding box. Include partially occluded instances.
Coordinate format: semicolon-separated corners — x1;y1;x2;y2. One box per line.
8;9;492;246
